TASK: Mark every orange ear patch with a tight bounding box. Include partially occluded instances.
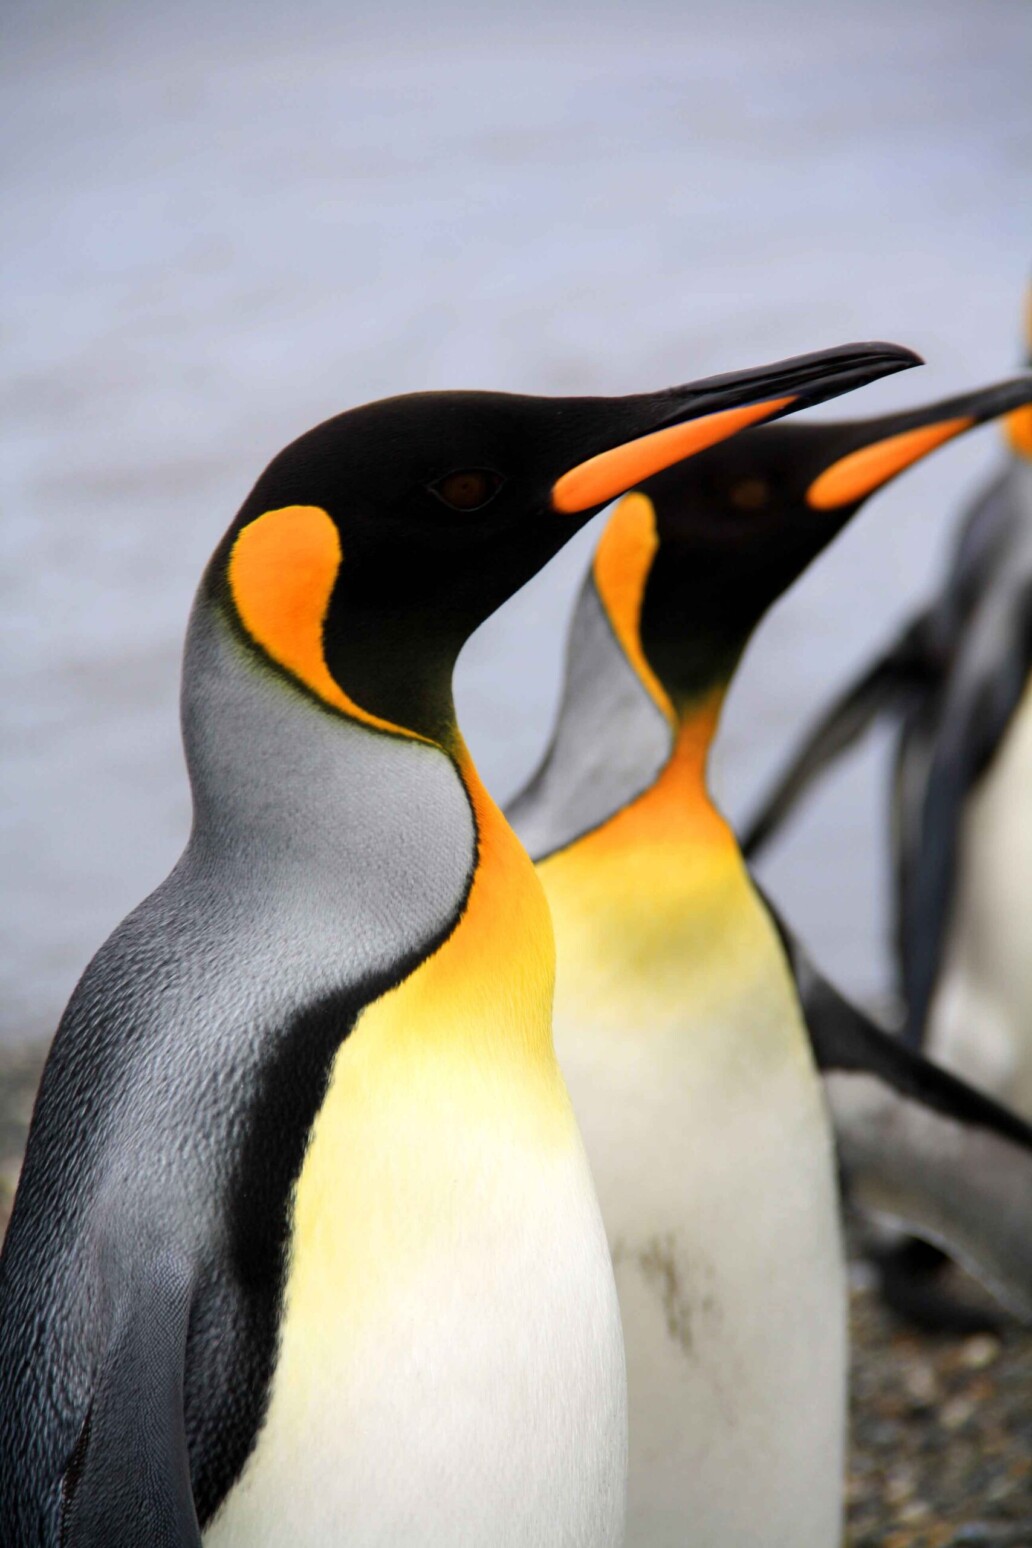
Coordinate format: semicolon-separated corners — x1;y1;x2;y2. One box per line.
1006;405;1032;461
228;504;412;738
594;494;675;723
806;417;972;510
552;397;795;515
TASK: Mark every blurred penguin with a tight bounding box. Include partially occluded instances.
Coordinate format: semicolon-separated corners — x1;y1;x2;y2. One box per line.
743;286;1032;1325
508;375;1032;1548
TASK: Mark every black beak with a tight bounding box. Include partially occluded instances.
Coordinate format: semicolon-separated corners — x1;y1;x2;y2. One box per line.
804;373;1032;510
552;341;922;514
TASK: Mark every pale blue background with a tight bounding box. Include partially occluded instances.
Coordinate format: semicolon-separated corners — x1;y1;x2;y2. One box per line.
3;0;1031;1047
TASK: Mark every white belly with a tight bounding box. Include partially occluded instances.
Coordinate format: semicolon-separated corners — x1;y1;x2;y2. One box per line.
556;986;845;1548
930;683;1032;1116
204;1133;625;1548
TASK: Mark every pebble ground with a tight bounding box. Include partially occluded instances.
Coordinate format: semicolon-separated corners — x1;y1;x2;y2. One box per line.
847;1257;1030;1547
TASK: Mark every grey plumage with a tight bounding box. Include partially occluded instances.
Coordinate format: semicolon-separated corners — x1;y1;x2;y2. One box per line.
0;597;475;1544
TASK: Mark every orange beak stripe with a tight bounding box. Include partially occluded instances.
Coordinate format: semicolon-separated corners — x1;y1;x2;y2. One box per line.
551;396;796;514
806;417;973;510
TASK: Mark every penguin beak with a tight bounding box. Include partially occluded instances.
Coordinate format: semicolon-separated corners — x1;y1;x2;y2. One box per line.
552;341;921;515
806;375;1032;510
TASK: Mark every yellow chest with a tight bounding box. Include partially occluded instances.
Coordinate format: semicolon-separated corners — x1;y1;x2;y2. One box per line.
538;733;807;1045
286;764;573;1338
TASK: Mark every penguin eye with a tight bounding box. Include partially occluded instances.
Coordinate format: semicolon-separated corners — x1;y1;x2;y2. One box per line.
729;478;769;512
428;469;504;512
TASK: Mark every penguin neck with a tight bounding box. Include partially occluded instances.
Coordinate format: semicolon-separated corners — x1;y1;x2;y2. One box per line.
641;689;728;846
181;594;468;869
580;683;740;894
535;681;745;972
322;610;464;753
576;485;735;851
508;492;742;863
181;593;546;1013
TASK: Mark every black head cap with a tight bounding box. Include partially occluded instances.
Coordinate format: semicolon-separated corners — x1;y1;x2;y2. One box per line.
632;375;1032;708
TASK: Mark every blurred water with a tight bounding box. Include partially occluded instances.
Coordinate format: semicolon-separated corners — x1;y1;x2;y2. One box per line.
2;0;1031;1047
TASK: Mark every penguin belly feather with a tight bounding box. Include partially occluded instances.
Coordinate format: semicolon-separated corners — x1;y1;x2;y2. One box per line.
930;682;1032;1116
540;821;845;1548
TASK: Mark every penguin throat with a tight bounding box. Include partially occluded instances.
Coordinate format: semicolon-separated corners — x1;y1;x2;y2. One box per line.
650;690;728;837
535;688;739;926
323;619;463;753
582;690;731;854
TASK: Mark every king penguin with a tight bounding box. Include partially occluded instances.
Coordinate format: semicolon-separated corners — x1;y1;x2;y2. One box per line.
741;295;1032;1324
745;293;1032;1111
506;375;1032;1548
0;345;917;1547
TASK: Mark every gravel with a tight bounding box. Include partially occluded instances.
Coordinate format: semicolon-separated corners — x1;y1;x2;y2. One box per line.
847;1250;1031;1546
2;1043;1029;1543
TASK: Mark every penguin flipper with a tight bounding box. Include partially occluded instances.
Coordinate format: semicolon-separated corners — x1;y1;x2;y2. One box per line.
61;1241;201;1548
740;621;930;860
769;909;1032;1321
899;583;1032;1045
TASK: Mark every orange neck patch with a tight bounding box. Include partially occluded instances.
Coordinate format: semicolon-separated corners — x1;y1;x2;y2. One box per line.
627;692;729;847
227;504;421;741
593;493;675;724
806;417;972;510
557;689;733;869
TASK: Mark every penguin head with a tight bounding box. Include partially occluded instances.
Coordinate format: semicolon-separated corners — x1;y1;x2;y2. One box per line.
596;376;1032;715
208;343;917;744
